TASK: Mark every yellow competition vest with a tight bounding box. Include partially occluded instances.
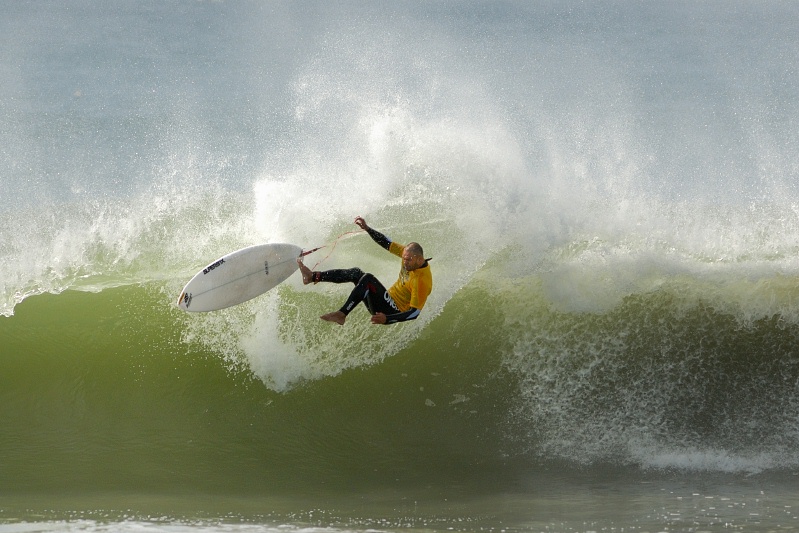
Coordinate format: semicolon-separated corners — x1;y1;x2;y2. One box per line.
387;242;433;312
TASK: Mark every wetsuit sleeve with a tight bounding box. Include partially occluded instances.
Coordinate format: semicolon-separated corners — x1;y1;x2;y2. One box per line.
384;307;422;324
365;226;392;251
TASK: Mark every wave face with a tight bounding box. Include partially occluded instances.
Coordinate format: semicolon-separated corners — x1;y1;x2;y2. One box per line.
2;1;799;504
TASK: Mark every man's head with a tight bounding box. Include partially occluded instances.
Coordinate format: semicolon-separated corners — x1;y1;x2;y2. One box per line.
402;242;426;271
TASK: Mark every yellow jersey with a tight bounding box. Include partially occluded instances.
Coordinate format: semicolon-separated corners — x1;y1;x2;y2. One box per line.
387;242;433;312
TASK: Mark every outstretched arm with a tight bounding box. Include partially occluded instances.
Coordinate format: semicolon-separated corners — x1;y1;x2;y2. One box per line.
354;216;391;251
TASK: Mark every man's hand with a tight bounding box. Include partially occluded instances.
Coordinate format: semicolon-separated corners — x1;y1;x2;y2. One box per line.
371;312;387;325
354;216;369;231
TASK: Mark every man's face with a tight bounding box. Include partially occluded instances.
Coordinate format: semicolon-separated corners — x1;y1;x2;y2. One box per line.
402;248;423;271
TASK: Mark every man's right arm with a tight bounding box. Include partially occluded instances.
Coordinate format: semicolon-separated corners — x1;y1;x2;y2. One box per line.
365;226;391;251
355;216;392;251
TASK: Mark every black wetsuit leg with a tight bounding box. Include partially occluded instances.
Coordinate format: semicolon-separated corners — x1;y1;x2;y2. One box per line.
317;269;398;316
316;268;365;284
339;273;399;316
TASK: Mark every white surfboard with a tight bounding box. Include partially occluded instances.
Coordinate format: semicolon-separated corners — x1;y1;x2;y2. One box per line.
177;243;302;312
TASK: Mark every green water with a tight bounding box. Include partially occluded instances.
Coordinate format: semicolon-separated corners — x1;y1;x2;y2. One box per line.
2;284;799;531
1;285;515;496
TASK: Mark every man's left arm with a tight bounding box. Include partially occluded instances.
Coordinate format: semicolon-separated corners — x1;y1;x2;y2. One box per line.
371;308;422;325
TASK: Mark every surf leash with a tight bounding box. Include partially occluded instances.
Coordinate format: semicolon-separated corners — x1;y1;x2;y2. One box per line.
299;229;365;270
298;246;324;258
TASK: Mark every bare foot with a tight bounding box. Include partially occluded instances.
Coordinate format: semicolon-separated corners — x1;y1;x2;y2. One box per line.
297;259;315;285
320;311;346;325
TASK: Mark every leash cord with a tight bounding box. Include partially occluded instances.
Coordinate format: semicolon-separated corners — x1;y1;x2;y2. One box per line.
299;230;365;270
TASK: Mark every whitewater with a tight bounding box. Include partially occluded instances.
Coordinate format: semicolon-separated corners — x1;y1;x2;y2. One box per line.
2;1;799;532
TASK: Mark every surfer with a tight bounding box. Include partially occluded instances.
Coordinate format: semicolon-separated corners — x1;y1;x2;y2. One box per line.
297;216;432;325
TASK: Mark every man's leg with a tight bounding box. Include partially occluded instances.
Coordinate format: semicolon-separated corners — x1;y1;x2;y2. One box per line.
339;273;396;315
298;260;363;285
297;261;398;324
321;273;396;325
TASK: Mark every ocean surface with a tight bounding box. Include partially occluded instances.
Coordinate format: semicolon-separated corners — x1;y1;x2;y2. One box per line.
2;1;799;531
